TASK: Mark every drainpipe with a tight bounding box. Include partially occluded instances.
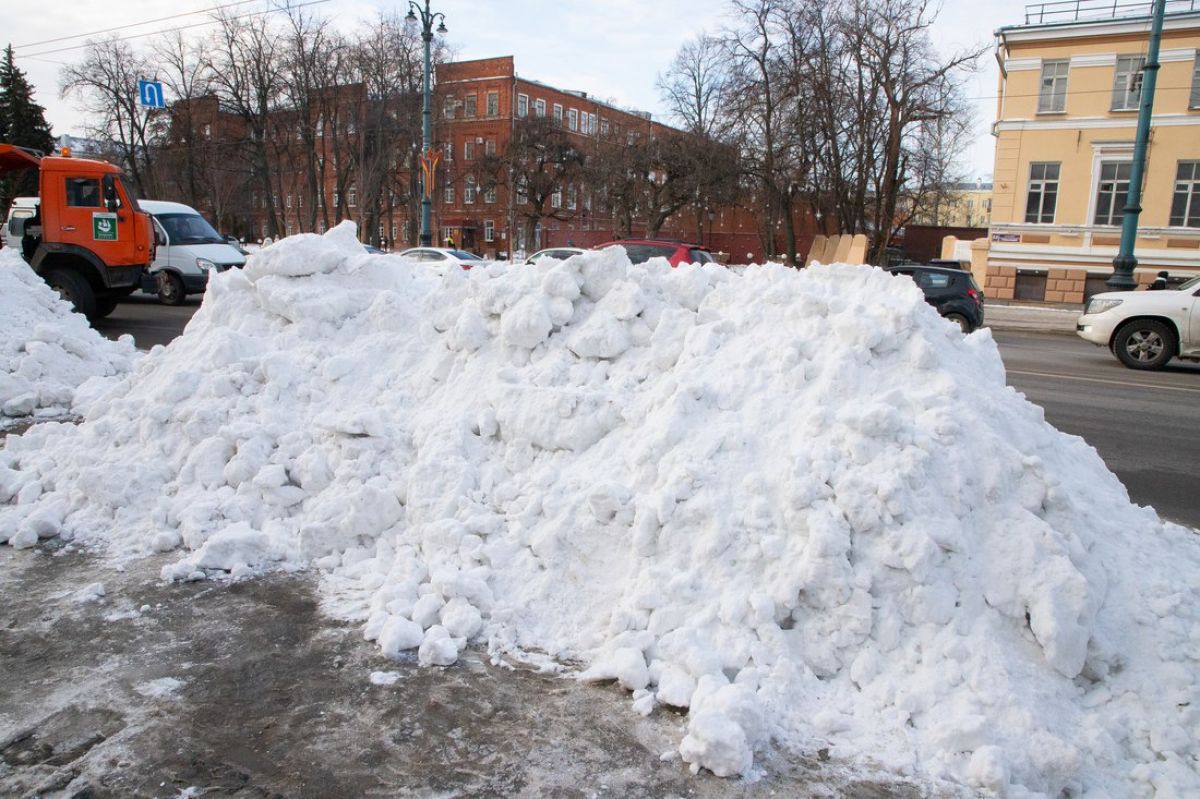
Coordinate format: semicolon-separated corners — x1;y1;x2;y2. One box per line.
1108;0;1166;290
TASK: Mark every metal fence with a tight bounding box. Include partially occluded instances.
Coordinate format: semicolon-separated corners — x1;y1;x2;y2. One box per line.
1024;0;1199;24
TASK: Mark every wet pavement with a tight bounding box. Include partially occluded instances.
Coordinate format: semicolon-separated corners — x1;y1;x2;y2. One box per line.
0;544;957;799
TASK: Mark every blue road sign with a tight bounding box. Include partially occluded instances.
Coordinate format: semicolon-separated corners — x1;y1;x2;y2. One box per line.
138;80;166;108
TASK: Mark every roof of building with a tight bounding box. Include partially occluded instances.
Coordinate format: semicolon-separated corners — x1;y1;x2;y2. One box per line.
1004;0;1200;34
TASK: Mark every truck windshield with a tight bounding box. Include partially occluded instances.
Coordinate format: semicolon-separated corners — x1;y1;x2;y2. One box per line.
157;213;223;245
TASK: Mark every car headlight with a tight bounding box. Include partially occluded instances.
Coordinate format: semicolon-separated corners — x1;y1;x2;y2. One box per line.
196;258;216;271
1085;298;1122;315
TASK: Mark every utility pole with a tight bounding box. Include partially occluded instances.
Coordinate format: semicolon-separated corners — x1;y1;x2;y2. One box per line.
1107;0;1166;291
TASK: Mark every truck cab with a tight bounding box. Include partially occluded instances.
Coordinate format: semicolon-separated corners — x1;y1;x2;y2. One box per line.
1;144;154;319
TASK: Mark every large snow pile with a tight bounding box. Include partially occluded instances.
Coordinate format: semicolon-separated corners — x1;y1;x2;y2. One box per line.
0;248;138;425
1;223;1197;795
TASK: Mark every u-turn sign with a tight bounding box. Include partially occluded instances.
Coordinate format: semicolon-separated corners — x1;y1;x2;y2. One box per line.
137;80;166;108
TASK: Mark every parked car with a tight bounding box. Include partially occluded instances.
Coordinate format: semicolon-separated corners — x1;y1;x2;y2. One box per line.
1076;276;1200;370
885;264;985;333
363;244;385;255
139;200;246;305
598;239;714;267
397;247;485;269
524;246;586;265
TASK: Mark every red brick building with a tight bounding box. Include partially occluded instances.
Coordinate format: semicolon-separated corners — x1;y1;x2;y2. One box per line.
162;55;815;262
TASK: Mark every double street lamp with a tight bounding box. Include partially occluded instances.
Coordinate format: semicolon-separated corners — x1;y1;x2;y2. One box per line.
405;1;447;247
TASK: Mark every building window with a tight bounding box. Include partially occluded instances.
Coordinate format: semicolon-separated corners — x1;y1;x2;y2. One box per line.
1111;55;1145;111
347;188;357;208
1191;54;1200;109
589;113;598;134
1094;161;1132;226
317;221;326;233
486;92;499;116
484;220;494;242
553;103;563;125
202;123;211;138
444;96;456;119
1170;161;1200;227
551;188;562;208
1038;60;1069;113
333;191;340;208
464;176;476;204
464;93;477;118
444;184;455;204
485;139;496;156
517;93;529;118
465;140;475;160
286;194;293;209
567;186;577;210
600;118;610;136
484;185;496;203
568;108;579;131
516;178;528;204
534;98;546;117
1024;162;1060;224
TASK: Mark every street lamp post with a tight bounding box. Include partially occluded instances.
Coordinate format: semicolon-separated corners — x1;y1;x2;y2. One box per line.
1107;0;1166;290
405;1;447;248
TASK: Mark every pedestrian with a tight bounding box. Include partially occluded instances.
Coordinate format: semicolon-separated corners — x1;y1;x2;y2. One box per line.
1148;270;1169;291
445;235;455;248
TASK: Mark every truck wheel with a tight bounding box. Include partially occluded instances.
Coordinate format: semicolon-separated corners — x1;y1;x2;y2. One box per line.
92;297;119;319
1113;319;1176;370
945;313;971;334
156;272;185;306
45;268;97;318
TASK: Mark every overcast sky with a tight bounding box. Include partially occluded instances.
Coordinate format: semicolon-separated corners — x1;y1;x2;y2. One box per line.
8;0;1014;178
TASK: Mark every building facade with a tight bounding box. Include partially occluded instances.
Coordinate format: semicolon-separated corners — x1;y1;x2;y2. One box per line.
984;0;1200;303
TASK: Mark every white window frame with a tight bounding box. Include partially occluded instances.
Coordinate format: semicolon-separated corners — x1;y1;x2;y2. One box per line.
484;185;496;204
1111;55;1145;112
485;139;496;156
517;93;529;118
1190;52;1200;109
568;108;579;131
1024;162;1060;224
464;140;475;161
464;176;476;204
534;98;546;117
553;103;563;125
444;184;455;204
1092;160;1133;227
486;91;499;117
464;93;477;118
1170;160;1200;228
1038;60;1069;114
484;220;495;242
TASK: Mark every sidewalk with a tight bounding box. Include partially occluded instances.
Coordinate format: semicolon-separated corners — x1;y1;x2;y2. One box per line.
984;302;1080;334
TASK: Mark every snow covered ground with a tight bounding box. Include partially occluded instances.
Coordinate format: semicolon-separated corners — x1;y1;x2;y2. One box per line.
0;249;138;427
1;223;1197;796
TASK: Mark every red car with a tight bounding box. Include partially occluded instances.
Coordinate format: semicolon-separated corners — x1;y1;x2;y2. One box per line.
597;239;715;267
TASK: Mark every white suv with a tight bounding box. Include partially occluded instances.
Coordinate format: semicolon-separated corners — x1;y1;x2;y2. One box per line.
1076;276;1200;369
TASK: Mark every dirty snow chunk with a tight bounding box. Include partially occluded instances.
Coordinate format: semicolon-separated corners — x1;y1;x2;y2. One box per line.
135;677;184;699
418;625;460;666
378;616;424;657
3;230;1200;796
369;671;402;686
0;249;137;424
73;582;106;603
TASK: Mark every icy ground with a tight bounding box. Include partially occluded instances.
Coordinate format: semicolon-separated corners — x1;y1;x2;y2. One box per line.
1;223;1197;796
0;249;138;427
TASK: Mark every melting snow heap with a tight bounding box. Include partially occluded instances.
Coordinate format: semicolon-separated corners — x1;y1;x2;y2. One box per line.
0;248;137;425
1;223;1198;796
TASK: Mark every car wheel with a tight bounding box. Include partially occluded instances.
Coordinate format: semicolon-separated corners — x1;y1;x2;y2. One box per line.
92;296;119;319
1113;319;1176;370
45;268;97;318
945;313;972;334
156;272;186;306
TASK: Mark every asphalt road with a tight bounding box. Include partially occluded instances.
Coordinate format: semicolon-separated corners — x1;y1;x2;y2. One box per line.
92;300;1200;528
994;329;1200;528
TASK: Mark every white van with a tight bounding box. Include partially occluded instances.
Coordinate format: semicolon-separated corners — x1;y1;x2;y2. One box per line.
140;200;245;305
2;197;40;252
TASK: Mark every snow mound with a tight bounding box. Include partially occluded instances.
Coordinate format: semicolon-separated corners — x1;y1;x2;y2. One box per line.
2;223;1198;795
0;248;138;425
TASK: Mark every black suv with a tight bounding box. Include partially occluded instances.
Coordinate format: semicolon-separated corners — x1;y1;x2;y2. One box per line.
885;265;985;333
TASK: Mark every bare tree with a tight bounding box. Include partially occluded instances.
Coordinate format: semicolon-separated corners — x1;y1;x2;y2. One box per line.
60;37;161;195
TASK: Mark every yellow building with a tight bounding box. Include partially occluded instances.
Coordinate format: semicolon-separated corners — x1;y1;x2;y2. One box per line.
984;1;1200;303
914;181;993;228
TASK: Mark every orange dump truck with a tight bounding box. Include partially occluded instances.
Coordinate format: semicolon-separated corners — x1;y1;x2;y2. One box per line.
1;144;154;319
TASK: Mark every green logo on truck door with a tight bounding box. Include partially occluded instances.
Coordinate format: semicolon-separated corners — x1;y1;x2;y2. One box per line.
92;212;118;241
